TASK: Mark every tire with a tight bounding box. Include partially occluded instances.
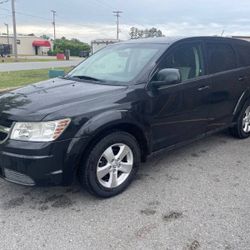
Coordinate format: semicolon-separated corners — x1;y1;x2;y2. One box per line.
79;131;141;198
230;101;250;139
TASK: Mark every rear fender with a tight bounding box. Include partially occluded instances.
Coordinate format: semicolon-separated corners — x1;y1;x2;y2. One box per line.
233;88;250;122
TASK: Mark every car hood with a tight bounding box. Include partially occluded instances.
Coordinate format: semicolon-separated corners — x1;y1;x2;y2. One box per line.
0;78;127;121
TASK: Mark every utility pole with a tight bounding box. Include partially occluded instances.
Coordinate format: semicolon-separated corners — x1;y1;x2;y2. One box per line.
11;0;18;61
4;23;9;45
113;10;122;40
51;10;56;41
0;0;10;4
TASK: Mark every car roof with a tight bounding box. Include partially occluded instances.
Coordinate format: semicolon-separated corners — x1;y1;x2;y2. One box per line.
121;36;183;45
121;36;249;46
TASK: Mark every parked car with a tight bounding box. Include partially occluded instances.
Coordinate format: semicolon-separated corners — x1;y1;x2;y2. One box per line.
0;44;11;57
0;36;250;198
79;50;90;58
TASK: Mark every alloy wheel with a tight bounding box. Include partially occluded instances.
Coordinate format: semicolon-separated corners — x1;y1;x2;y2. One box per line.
242;106;250;133
96;143;134;188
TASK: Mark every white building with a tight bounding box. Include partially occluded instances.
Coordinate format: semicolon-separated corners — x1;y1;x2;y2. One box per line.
232;36;250;42
0;34;53;55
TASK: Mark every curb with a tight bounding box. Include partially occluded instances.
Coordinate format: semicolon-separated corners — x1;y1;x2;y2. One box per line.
0;87;18;93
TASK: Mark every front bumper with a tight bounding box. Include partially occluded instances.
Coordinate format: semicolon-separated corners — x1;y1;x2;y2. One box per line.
0;137;87;186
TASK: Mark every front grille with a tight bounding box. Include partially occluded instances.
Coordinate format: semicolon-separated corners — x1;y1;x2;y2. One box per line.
0;131;8;142
0;120;12;143
0;167;3;177
0;117;13;128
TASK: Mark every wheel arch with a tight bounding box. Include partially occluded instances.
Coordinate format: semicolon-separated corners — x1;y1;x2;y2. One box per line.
80;122;151;165
233;88;250;122
62;110;151;185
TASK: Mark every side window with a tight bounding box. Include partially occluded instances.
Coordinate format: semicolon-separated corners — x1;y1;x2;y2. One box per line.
159;43;204;82
236;44;250;67
207;43;236;74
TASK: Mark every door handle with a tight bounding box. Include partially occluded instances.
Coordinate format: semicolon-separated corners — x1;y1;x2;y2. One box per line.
198;85;210;91
238;76;248;81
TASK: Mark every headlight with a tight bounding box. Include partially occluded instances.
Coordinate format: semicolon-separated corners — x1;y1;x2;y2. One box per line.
10;118;71;142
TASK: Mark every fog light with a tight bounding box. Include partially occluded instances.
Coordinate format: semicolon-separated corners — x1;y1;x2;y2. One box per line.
4;168;35;186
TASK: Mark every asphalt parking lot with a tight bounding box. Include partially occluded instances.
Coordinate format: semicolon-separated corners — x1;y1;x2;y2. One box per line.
0;131;249;250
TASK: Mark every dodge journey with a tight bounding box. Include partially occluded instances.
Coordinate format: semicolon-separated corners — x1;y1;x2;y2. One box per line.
0;36;250;197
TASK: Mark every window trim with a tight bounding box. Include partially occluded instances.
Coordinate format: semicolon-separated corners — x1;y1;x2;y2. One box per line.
232;41;250;68
147;40;206;88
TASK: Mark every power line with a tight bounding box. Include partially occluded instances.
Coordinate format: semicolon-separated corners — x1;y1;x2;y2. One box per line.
16;11;51;21
1;2;146;41
92;0;148;29
0;6;51;21
0;13;11;16
0;0;9;4
92;0;113;11
113;10;122;40
88;1;148;35
0;6;10;12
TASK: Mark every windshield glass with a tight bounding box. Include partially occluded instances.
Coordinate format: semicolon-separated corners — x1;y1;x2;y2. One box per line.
67;43;165;84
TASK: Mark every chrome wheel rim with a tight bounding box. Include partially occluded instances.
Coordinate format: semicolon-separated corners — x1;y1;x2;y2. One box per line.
96;143;134;188
242;106;250;133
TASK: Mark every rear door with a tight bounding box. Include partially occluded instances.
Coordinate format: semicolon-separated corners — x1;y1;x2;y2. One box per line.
204;40;245;130
234;40;250;88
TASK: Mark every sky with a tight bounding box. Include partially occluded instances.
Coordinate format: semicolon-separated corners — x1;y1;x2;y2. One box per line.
0;0;250;43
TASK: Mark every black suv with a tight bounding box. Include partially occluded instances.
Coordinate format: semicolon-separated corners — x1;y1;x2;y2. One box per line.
1;36;250;197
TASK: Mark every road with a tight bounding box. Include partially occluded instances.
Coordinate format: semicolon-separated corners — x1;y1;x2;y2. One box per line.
0;59;82;72
0;132;249;250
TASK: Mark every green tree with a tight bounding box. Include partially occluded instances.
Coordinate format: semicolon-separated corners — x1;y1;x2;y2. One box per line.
129;27;164;39
129;27;138;39
50;37;90;56
146;28;164;38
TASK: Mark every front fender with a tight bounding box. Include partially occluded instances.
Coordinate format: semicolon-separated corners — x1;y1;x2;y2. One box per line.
75;110;148;137
61;110;150;184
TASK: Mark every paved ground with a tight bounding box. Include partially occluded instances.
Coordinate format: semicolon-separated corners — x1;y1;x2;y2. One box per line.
0;132;249;250
0;59;82;72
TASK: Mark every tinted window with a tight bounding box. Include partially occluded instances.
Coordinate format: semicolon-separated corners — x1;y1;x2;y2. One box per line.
207;43;236;74
236;44;250;67
159;43;204;82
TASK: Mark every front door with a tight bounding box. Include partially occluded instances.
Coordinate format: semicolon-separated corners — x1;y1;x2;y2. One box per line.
148;41;211;151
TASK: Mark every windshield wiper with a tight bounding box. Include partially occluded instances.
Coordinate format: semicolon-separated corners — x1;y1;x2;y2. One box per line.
67;75;104;82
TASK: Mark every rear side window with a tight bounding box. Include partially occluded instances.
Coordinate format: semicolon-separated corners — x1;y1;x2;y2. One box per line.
207;43;236;74
236;44;250;67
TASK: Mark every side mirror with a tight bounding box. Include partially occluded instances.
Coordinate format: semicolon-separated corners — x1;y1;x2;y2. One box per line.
151;68;181;88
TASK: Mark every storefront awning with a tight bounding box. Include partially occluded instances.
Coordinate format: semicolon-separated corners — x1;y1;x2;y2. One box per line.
32;40;51;47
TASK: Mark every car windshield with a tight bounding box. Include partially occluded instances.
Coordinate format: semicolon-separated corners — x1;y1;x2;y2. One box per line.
67;43;165;84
